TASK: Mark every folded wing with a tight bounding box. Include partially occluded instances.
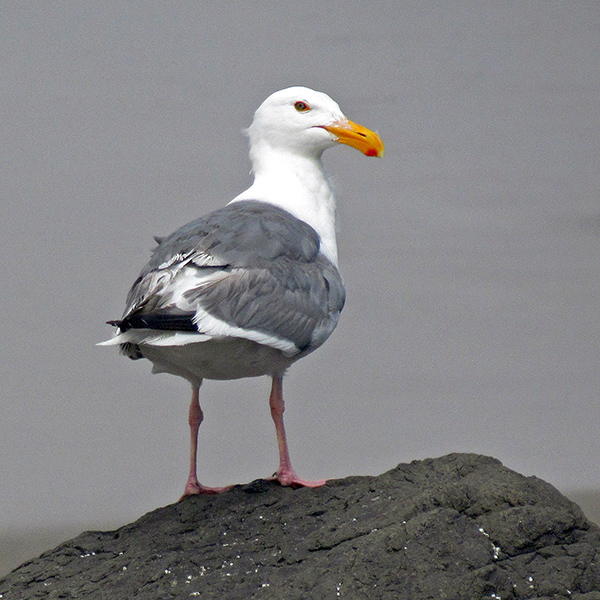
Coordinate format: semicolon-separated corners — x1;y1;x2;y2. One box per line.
101;201;345;358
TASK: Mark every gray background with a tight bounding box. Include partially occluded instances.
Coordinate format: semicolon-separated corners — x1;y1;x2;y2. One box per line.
1;1;599;574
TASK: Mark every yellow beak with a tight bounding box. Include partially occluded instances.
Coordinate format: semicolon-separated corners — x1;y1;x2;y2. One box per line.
322;119;384;157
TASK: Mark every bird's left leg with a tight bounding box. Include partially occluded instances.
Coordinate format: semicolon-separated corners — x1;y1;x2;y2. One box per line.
180;381;231;498
268;375;327;488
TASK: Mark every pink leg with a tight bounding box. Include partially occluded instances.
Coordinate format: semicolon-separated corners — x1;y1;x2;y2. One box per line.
268;375;327;488
180;382;231;499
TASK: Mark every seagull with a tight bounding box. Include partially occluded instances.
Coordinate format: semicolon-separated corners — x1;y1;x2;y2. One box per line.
100;86;384;497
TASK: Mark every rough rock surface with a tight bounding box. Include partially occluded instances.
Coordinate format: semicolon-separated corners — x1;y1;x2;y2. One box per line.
2;453;600;600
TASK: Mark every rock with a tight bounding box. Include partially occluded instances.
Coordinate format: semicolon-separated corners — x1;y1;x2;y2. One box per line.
2;453;600;599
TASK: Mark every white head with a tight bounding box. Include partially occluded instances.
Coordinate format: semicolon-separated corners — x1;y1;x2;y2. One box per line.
247;86;384;160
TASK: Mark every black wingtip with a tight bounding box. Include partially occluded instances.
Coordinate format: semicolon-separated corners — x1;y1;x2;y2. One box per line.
111;313;198;332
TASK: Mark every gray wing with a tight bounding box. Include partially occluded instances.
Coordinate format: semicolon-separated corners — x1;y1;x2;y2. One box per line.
115;201;345;355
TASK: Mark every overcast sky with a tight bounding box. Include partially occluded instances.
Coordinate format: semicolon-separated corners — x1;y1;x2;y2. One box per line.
1;1;599;540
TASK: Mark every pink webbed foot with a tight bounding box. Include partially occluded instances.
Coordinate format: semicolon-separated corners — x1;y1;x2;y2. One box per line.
269;469;327;489
179;476;233;500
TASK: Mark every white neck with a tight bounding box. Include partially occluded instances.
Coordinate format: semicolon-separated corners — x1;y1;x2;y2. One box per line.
230;142;338;265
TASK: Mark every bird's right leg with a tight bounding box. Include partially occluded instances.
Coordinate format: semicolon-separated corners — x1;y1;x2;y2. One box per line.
268;375;327;488
180;381;231;498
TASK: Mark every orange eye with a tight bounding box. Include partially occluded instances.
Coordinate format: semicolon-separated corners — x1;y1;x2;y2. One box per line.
294;101;310;112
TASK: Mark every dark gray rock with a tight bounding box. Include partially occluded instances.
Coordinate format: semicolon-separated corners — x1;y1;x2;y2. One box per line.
2;453;600;599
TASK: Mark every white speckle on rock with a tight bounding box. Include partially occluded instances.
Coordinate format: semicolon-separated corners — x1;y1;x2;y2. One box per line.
478;527;501;559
